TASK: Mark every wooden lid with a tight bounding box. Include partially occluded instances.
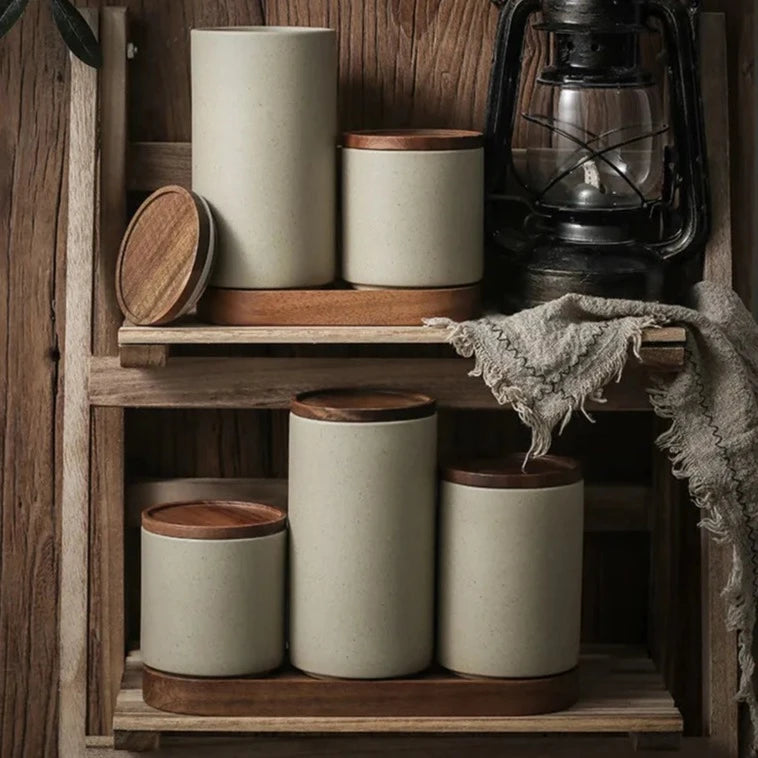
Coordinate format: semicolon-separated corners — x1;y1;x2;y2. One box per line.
291;388;436;422
442;455;582;489
142;500;286;540
342;129;483;151
116;185;215;326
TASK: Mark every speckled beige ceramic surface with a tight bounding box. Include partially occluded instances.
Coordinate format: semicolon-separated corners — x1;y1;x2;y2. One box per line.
192;27;337;289
438;480;584;678
141;529;286;676
288;413;437;678
342;148;484;287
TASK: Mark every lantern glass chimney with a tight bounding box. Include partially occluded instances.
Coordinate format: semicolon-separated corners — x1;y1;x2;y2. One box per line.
516;80;668;209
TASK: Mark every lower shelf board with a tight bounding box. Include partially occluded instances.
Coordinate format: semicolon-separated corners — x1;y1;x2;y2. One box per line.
112;648;682;751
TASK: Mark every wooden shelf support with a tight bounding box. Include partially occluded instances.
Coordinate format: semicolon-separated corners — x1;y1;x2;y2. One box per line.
56;9;737;757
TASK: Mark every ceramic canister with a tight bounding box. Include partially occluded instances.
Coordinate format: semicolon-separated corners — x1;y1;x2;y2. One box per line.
192;27;337;289
141;500;287;677
341;129;484;288
288;389;438;678
438;455;584;679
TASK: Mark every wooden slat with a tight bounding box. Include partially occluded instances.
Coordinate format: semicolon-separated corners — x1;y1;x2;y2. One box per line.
701;14;733;290
583;485;651;532
88;8;128;738
120;345;169;368
59;11;99;758
128;142;189;191
629;732;682;750
90;734;717;757
112;649;682;740
649;443;702;735
118;321;686;347
0;1;68;755
90;356;660;411
701;2;755;306
262;0;498;132
698;14;740;757
123;478;650;533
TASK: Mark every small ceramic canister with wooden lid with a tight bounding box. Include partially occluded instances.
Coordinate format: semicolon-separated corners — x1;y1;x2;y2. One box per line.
288;388;437;679
438;455;584;681
141;500;287;677
341;129;484;288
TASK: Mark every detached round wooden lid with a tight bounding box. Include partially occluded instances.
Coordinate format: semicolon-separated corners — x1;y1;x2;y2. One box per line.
116;185;215;326
443;454;582;489
291;388;436;422
343;129;483;151
142;500;286;540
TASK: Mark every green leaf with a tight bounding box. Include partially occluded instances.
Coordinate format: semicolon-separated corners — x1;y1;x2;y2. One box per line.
0;0;30;40
49;0;102;68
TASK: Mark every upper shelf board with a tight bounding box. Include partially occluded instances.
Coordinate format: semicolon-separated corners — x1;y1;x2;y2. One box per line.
119;319;686;347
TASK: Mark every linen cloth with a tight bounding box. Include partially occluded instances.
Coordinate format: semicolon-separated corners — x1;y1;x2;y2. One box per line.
427;281;758;748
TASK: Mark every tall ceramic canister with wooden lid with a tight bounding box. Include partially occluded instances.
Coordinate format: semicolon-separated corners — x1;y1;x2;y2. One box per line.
342;129;484;288
191;27;337;289
438;455;584;684
288;389;437;679
141;500;287;678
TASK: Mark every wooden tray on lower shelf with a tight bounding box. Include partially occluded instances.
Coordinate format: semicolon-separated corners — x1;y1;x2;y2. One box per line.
112;648;683;751
143;665;578;718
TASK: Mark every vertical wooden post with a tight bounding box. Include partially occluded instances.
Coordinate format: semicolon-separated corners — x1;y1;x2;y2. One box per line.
699;13;740;758
88;8;128;736
59;10;99;757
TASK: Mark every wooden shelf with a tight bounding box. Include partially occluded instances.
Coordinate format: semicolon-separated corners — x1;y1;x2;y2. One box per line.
119;319;685;348
117;321;686;375
112;648;682;751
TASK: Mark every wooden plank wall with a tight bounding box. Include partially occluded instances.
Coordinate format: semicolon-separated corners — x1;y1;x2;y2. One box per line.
0;1;754;756
0;4;69;758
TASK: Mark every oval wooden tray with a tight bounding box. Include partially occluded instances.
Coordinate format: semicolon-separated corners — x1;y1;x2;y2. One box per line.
143;664;579;717
196;284;480;326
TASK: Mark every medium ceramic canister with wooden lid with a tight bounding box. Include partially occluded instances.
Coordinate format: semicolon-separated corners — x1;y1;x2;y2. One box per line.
341;129;484;288
438;455;584;680
141;500;287;677
288;389;437;679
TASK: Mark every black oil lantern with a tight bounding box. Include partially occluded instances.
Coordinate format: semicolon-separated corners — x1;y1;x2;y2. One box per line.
485;0;709;310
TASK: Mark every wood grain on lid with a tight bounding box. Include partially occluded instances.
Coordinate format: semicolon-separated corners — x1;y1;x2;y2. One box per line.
116;185;213;326
291;388;436;422
442;454;582;489
342;129;483;151
142;500;286;539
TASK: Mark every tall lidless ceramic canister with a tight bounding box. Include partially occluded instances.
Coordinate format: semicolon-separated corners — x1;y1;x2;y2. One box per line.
288;389;437;679
341;129;484;288
438;455;584;680
141;500;287;677
191;27;337;289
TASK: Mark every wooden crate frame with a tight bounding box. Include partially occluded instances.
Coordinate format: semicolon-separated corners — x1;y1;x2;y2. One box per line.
59;8;738;757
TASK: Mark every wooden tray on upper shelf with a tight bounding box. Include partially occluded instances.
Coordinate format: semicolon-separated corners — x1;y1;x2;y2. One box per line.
196;283;480;326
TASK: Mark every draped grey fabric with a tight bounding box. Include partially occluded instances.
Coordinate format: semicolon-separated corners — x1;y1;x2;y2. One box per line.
428;281;758;748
